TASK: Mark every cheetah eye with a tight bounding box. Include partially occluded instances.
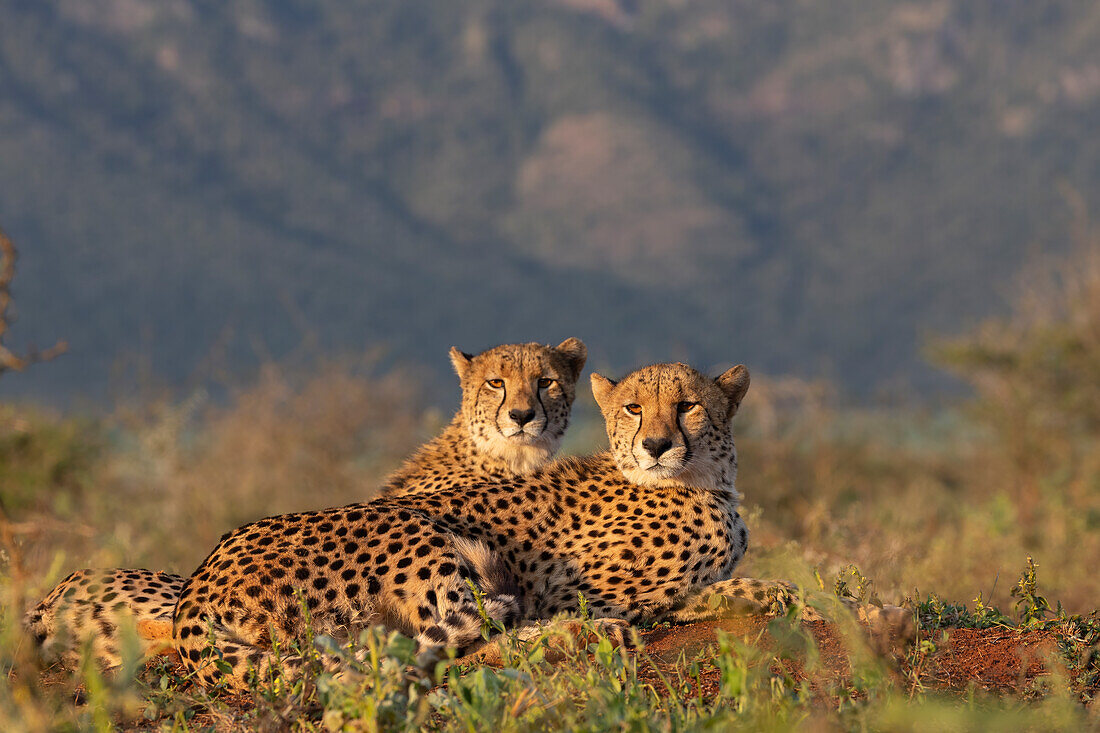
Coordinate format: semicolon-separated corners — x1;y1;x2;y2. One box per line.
487;378;505;389
677;401;698;414
624;404;642;416
538;377;554;389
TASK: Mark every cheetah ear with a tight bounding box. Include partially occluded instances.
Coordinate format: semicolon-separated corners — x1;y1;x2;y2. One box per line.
554;337;587;382
590;373;617;412
715;365;750;418
449;347;474;380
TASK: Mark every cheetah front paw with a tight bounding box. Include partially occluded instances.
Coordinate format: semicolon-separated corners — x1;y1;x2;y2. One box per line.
453;617;634;667
594;617;631;646
858;604;916;653
550;617;631;648
529;617;631;664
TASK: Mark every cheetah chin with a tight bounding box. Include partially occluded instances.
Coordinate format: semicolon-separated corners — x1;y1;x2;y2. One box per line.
484;436;556;474
499;423;548;442
640;462;683;479
634;449;690;476
620;464;687;488
625;448;693;486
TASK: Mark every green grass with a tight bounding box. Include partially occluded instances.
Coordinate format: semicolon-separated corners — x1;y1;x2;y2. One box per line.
8;576;1100;730
3;551;1099;731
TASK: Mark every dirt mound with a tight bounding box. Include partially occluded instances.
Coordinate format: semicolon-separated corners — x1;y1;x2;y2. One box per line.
908;626;1060;694
635;618;1073;702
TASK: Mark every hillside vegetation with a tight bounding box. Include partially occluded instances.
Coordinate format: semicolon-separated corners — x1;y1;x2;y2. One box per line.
3;0;1100;400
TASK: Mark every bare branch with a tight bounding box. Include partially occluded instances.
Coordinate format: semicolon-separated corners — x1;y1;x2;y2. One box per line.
0;225;67;376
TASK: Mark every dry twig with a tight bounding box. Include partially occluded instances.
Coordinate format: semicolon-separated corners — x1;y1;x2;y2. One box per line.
0;225;67;375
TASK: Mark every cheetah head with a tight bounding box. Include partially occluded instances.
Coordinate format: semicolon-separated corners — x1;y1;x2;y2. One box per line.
451;338;587;472
590;362;749;490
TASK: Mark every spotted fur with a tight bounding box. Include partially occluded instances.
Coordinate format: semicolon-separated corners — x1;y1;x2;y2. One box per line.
23;569;183;669
382;338;587;494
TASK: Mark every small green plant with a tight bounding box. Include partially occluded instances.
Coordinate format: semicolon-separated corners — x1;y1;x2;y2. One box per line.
914;592;1011;633
1011;555;1055;627
833;564;882;608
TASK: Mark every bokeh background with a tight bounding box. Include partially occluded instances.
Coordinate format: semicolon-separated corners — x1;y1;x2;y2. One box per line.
4;1;1100;403
3;1;1100;627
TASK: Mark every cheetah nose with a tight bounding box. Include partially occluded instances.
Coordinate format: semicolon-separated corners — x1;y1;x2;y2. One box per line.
509;408;536;426
642;437;673;458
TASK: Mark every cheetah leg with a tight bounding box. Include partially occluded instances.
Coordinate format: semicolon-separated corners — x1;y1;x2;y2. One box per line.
174;588;523;690
665;578;804;623
174;623;326;689
173;603;369;691
452;617;631;667
536;616;630;648
667;578;915;650
849;604;916;652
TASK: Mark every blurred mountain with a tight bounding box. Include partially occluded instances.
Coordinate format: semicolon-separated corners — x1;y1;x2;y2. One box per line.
2;0;1099;404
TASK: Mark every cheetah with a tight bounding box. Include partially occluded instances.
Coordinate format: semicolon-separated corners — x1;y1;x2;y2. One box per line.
172;360;795;689
24;339;587;670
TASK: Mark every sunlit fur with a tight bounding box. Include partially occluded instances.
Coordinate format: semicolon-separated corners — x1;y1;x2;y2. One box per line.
591;362;749;490
450;338;586;474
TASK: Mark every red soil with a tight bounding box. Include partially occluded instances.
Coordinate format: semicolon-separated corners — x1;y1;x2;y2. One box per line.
635;618;1077;702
